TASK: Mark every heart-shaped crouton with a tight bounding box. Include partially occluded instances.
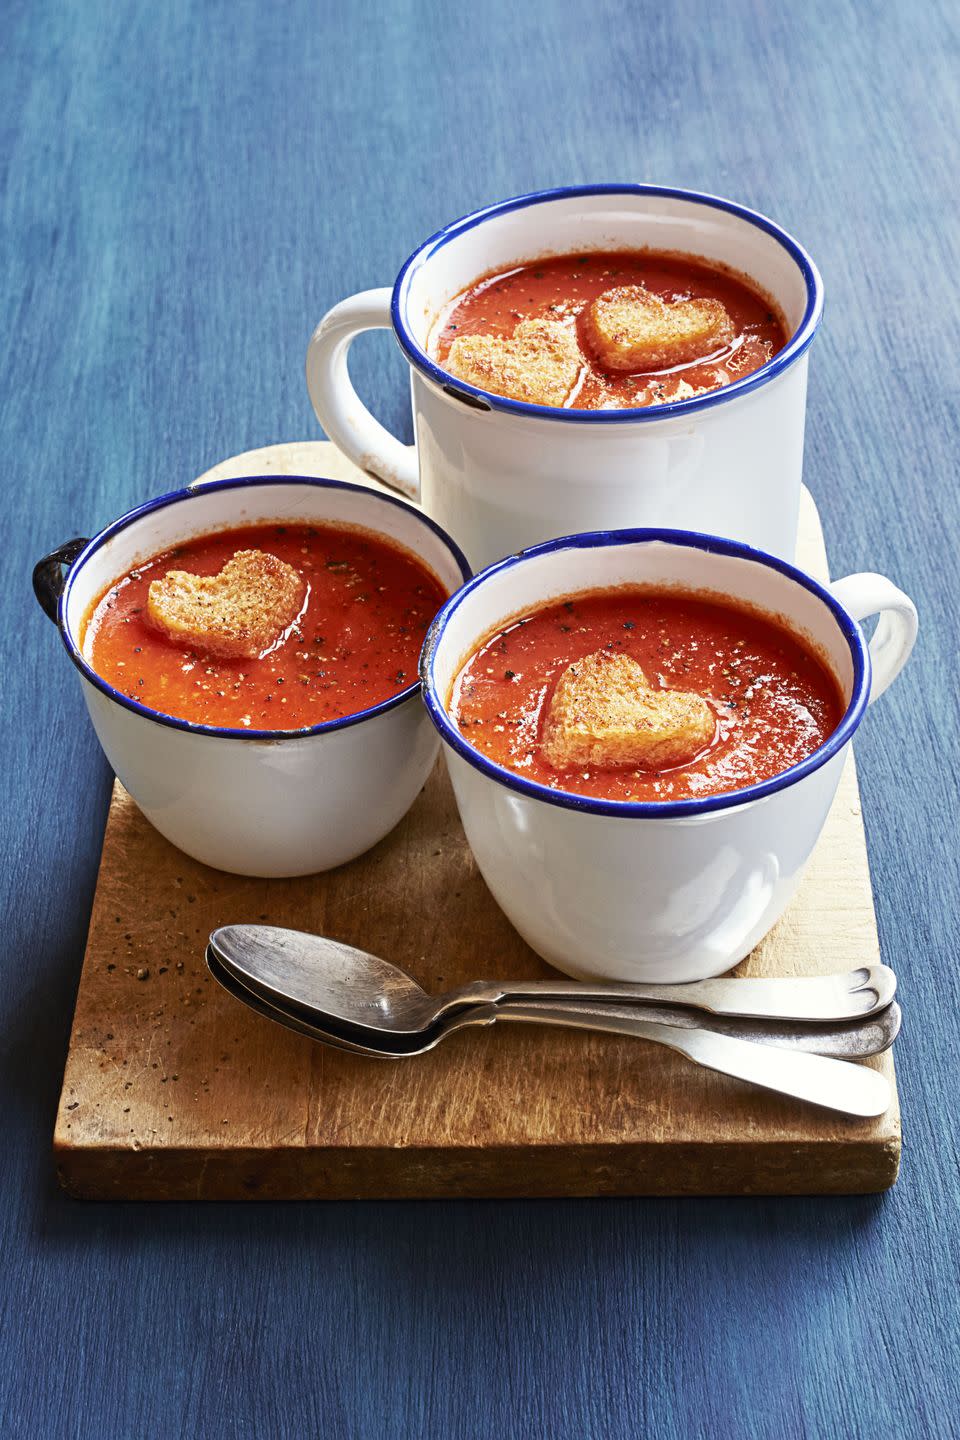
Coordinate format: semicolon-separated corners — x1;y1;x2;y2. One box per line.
147;549;306;660
541;651;715;772
445;318;582;407
584;286;735;373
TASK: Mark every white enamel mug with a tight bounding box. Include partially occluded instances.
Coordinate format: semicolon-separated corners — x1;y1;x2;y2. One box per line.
421;530;917;983
307;185;824;571
33;477;470;877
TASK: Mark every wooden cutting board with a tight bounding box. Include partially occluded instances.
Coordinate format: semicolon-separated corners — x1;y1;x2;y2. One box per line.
54;443;900;1199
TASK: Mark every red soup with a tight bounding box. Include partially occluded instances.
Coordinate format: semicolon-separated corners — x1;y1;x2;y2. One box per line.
84;523;448;730
436;250;787;410
451;588;845;803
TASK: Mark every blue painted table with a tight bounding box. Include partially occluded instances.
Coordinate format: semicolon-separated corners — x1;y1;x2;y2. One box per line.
3;0;957;1433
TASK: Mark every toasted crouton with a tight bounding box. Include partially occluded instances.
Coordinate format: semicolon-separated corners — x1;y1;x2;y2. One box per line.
444;318;582;407
584;286;735;373
147;549;305;660
541;651;714;772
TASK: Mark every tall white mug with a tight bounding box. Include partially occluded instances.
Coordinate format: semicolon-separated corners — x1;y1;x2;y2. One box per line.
306;185;824;571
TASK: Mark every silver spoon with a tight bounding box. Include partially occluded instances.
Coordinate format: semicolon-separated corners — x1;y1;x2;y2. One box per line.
209;924;897;1037
206;947;900;1058
206;948;893;1118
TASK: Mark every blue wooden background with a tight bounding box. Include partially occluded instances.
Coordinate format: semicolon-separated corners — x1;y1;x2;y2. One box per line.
3;0;958;1434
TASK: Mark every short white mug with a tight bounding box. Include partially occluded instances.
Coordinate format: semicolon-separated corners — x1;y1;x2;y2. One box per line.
307;185;824;571
33;477;470;877
420;530;917;984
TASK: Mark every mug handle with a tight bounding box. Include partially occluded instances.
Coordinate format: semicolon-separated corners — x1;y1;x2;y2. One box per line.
305;288;420;501
32;538;90;623
829;572;918;705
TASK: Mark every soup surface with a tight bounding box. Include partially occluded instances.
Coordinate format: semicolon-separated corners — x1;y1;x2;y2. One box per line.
84;522;448;730
450;588;844;802
435;250;787;410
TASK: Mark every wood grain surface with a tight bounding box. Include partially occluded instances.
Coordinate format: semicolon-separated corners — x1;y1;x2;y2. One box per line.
54;450;900;1200
5;0;958;1435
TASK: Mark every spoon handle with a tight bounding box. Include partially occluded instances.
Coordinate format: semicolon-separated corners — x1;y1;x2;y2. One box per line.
495;999;901;1058
644;1024;891;1117
480;964;896;1022
499;1006;890;1117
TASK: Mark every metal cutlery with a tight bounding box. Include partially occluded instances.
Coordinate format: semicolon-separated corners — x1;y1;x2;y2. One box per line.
209;924;896;1037
207;945;899;1058
206;945;896;1118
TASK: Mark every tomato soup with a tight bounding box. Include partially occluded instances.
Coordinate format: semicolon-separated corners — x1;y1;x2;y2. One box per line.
435;250;786;409
451;588;844;802
84;523;448;730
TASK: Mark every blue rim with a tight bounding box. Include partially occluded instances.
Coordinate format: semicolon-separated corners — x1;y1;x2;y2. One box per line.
57;475;471;741
420;528;870;819
391;183;823;424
